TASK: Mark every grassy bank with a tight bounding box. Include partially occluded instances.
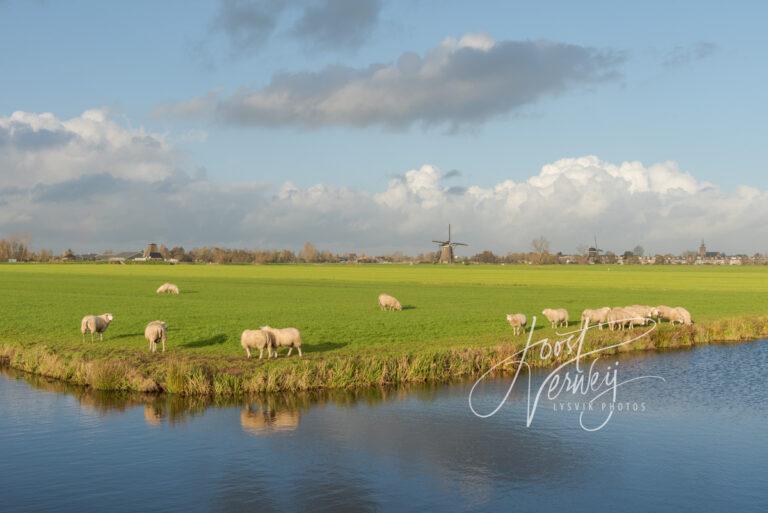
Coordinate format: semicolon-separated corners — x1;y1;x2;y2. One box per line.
1;264;767;394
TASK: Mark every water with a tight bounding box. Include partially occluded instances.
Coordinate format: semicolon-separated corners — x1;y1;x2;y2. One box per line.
1;342;767;513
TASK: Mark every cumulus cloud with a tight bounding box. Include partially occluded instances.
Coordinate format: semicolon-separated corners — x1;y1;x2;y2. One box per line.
211;0;381;53
0;115;765;254
0;110;177;188
662;41;717;68
159;34;624;129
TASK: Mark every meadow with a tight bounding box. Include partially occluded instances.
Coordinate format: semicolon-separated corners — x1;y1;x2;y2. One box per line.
1;263;768;394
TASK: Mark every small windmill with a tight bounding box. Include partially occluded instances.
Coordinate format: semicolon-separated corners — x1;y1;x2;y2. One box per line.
432;224;468;263
588;235;603;263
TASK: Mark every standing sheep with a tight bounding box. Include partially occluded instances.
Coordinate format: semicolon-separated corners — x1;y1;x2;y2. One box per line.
378;293;402;311
156;283;180;295
80;313;114;341
654;305;678;323
542;308;569;328
241;329;275;359
606;307;636;331
623;305;655;326
144;320;168;353
671;307;693;325
580;307;611;329
505;313;527;335
260;326;303;357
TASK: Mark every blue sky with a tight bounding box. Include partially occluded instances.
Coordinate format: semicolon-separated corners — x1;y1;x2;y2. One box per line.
1;1;767;253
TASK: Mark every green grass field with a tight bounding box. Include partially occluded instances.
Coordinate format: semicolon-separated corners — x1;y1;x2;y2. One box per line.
1;263;767;393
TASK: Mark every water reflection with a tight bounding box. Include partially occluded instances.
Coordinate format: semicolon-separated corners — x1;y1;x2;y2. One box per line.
2;342;767;513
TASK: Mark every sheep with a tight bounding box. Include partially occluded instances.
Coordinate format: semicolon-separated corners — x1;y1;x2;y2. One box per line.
623;305;655;326
80;313;114;341
654;305;679;323
580;307;611;329
144;320;167;353
378;293;402;311
156;283;180;295
260;326;303;357
542;308;569;328
606;307;633;331
671;307;694;325
241;329;275;359
505;313;527;335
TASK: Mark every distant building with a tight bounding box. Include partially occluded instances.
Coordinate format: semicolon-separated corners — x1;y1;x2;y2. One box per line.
143;243;164;261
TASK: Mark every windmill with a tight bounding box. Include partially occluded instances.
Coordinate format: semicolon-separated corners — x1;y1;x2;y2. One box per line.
588;235;603;263
432;224;468;263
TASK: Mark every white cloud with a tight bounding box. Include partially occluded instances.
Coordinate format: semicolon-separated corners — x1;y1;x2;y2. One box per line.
0;109;176;188
1;111;766;254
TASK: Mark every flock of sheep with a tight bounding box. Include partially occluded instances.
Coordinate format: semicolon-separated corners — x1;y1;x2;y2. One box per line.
79;282;303;359
79;284;694;358
505;304;694;335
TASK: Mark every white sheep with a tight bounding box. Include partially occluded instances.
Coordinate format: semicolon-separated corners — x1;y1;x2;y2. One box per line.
144;320;167;353
671;307;693;325
156;283;180;295
81;313;114;341
607;307;639;331
542;308;569;328
505;313;527;335
654;305;678;323
241;329;275;359
580;307;611;329
378;293;402;311
623;305;655;326
260;326;303;357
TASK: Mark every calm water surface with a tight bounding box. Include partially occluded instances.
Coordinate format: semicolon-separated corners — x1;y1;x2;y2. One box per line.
1;342;767;513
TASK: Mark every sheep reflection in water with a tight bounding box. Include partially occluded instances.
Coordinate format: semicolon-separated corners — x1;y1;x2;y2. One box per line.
240;397;300;436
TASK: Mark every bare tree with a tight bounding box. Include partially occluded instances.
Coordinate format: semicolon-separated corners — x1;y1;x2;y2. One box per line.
531;236;550;264
633;245;645;257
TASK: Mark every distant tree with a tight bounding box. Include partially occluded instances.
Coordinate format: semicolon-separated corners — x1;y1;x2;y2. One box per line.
299;242;318;263
62;248;75;261
471;250;500;264
531;236;551;264
633;245;644;257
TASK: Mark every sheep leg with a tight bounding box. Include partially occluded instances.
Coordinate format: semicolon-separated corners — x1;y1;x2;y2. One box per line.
297;347;302;358
100;332;103;342
162;340;165;352
258;347;263;359
245;347;251;358
287;347;293;357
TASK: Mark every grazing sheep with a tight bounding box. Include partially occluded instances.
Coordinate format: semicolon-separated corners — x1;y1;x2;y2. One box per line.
260;326;303;357
606;307;635;331
624;305;655;326
505;313;527;335
80;313;114;341
156;283;180;295
654;305;678;323
378;293;402;311
241;329;275;359
671;307;694;325
581;307;611;329
542;308;569;328
144;320;167;353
